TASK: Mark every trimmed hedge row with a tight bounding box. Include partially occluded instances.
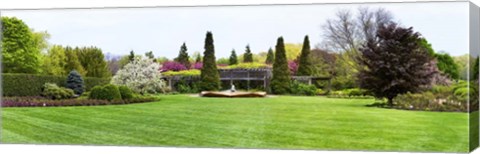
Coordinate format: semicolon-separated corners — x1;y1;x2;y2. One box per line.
3;73;110;96
2;96;157;107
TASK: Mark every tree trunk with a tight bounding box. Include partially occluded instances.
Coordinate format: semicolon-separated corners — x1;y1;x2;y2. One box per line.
387;98;393;107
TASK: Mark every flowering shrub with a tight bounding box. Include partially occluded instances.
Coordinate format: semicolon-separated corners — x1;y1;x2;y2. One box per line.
288;61;298;75
161;61;187;72
191;62;203;69
217;64;228;67
1;96;157;107
390;81;470;112
111;57;167;94
393;92;467;112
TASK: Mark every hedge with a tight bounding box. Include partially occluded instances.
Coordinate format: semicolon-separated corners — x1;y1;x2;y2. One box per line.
2;73;110;96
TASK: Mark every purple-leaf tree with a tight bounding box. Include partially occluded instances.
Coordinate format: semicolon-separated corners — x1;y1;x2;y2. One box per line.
357;22;438;106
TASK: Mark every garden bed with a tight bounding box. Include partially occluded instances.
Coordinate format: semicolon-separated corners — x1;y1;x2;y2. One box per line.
1;96;157;107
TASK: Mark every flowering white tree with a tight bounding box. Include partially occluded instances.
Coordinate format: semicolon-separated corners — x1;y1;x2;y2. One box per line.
111;57;166;94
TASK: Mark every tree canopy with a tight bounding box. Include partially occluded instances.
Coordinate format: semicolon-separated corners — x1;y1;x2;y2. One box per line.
76;46;111;78
1;17;44;74
435;52;460;80
358;23;437;106
64;46;86;76
42;45;67;76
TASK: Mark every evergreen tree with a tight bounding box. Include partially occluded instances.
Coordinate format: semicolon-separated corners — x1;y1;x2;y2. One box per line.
145;51;156;62
64;46;86;76
200;32;221;91
175;43;191;69
66;70;85;95
128;50;135;62
194;52;202;63
229;49;238;65
265;48;274;64
270;37;291;94
296;35;315;76
243;45;254;63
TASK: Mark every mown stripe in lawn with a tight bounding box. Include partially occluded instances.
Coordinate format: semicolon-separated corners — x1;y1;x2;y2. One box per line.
1;95;469;152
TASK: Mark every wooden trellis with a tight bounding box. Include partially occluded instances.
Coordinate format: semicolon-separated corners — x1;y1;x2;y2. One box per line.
162;68;331;92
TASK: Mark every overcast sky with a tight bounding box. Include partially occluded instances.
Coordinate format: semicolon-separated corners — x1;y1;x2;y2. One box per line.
1;1;469;59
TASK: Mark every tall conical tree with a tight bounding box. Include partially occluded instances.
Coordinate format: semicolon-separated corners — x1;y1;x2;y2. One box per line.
243;45;253;63
66;70;84;95
270;37;291;94
229;49;238;65
200;31;221;91
265;48;274;64
297;35;314;76
175;43;191;69
128;50;135;62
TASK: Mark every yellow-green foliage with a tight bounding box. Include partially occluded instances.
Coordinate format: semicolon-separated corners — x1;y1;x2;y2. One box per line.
163;69;201;77
222;62;270;69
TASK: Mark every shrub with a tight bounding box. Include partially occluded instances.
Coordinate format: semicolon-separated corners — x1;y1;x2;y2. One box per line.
316;89;327;95
327;88;373;99
174;79;200;94
161;61;188;72
344;88;371;97
290;81;317;96
191;62;203;69
66;70;84;95
89;84;121;101
221;63;270;69
163;69;201;77
118;86;134;99
288;61;298;75
112;57;167;94
88;86;104;100
430;85;452;95
3;73;109;96
103;84;122;101
394;92;467;112
453;87;469;102
41;83;74;100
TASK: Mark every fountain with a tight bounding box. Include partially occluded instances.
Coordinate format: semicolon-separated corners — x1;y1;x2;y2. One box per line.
200;84;267;98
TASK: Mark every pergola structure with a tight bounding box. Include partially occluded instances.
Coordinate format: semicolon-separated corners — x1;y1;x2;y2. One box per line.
163;68;332;92
218;68;271;91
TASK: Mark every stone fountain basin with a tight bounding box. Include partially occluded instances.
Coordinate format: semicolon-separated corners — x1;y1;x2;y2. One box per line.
200;91;267;97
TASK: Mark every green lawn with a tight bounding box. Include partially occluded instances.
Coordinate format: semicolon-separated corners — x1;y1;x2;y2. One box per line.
1;95;469;152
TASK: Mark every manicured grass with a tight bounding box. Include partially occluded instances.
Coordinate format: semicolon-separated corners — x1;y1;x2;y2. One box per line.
1;95;469;152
